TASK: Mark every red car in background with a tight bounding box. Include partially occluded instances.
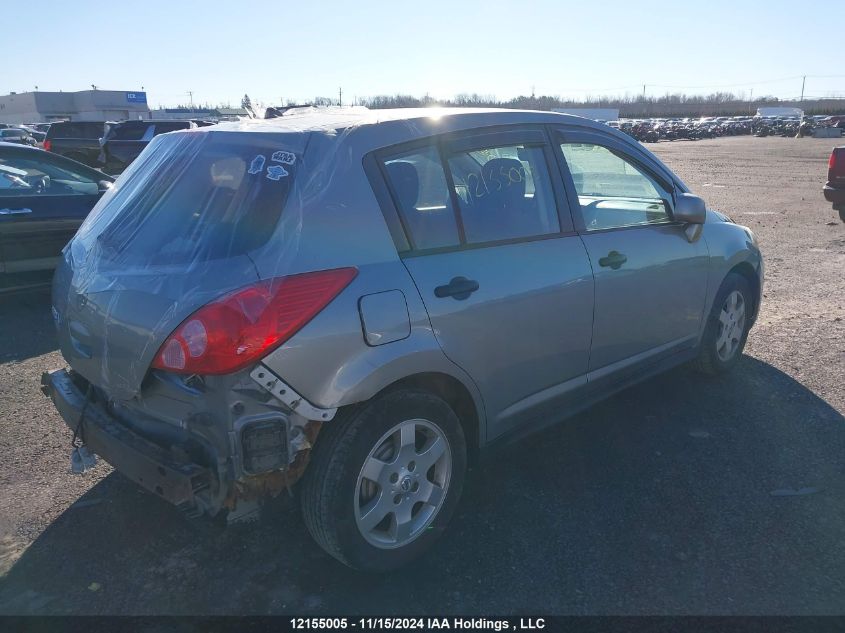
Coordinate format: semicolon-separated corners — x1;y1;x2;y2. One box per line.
825;147;845;223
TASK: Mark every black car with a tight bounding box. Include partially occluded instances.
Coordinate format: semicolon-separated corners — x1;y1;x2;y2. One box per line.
0;128;37;146
99;120;194;173
0;143;113;291
44;121;107;167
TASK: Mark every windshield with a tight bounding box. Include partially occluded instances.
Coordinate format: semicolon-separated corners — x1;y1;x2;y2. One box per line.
77;131;298;266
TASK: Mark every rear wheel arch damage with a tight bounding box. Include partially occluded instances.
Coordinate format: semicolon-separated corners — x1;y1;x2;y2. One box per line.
382;372;482;462
309;371;483;470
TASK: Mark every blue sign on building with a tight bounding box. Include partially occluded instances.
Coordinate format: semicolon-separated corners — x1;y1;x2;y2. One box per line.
126;92;147;103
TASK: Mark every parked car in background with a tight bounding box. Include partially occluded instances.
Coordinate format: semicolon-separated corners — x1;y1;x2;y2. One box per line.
25;128;47;147
44;121;107;167
824;146;845;223
0;128;37;146
98;120;195;174
822;115;845;129
0;143;113;291
42;109;763;571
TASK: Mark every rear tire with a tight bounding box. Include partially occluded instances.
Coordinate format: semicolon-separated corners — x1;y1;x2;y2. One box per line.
695;272;754;375
838;207;845;223
300;388;467;571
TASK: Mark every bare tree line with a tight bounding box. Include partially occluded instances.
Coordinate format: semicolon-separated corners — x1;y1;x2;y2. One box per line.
293;92;845;117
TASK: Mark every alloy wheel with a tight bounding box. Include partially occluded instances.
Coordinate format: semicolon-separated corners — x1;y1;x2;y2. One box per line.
716;290;746;362
354;418;452;549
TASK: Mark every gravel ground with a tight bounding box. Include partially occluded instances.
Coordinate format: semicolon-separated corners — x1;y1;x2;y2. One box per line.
0;135;843;615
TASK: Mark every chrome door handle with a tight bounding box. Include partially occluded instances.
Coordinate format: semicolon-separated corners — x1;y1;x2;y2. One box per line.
0;208;33;215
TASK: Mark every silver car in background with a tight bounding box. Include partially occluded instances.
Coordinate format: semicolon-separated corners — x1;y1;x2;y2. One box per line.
42;108;763;571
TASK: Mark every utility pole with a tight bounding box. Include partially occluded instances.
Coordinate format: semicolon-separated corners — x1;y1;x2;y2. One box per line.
749;88;753;115
338;87;342;107
187;90;194;114
799;75;806;102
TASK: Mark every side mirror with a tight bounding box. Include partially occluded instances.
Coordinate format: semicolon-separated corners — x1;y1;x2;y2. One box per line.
98;180;113;194
673;192;707;224
673;193;706;243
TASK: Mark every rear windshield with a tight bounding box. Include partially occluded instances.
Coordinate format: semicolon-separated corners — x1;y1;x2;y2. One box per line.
79;131;299;265
46;122;105;140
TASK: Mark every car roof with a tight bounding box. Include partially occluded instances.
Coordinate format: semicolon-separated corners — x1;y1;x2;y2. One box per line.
187;106;686;192
0;142;114;178
0;141;45;152
115;119;191;125
209;107;610;136
50;120;105;126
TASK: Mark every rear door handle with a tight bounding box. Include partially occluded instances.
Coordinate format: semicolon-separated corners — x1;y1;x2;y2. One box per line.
0;208;33;216
598;250;627;270
434;276;479;300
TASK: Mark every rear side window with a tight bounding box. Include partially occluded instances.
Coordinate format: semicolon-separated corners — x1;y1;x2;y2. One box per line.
381;139;560;250
78;132;298;264
383;147;460;250
0;154;99;197
46;122;104;139
109;123;153;141
446;144;560;244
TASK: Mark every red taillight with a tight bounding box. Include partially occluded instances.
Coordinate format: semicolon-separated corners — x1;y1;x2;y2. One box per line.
830;148;845;182
43;139;52;152
152;268;357;375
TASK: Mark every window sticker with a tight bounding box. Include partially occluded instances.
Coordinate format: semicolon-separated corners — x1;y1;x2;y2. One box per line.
271;151;296;165
266;164;289;181
247;155;266;175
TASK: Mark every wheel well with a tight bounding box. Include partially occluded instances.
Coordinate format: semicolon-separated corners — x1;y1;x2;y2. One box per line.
381;372;481;462
728;261;760;322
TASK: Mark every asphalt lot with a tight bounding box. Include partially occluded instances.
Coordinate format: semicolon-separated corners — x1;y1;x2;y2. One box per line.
0;135;843;615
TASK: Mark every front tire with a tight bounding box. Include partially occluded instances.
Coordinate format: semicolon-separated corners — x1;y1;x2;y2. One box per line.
695;272;754;375
300;389;467;571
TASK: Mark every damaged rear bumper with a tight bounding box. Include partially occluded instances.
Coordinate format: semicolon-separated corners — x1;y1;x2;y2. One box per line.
41;365;328;521
41;368;211;511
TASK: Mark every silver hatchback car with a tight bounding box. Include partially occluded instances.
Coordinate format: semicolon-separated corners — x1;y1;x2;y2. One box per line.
42;108;763;571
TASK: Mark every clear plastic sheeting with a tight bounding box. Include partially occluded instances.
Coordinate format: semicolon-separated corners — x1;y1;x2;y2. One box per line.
54;125;312;399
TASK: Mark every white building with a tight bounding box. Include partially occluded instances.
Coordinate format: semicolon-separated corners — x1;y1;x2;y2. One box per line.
0;90;150;124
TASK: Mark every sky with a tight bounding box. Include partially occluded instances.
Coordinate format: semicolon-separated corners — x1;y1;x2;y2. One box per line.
2;0;843;109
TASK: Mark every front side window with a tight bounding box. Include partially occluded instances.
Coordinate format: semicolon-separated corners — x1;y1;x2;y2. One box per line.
560;143;671;231
447;144;560;244
0;155;99;196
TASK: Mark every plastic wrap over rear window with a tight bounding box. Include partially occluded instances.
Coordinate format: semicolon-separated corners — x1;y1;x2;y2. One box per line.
77;131;299;265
